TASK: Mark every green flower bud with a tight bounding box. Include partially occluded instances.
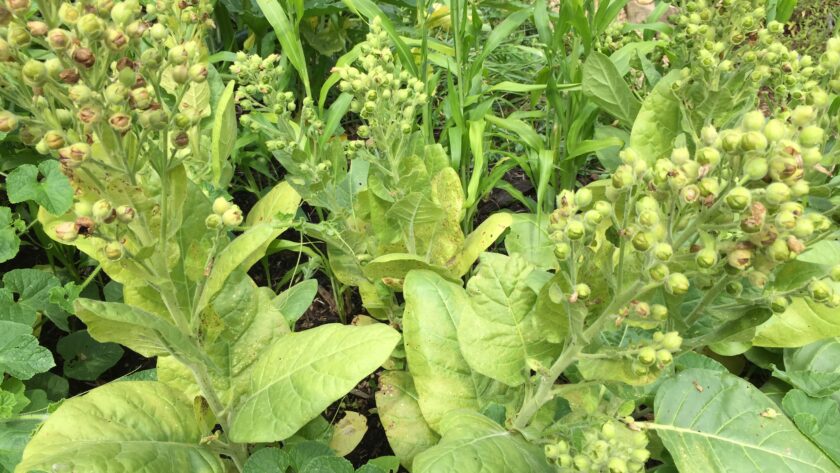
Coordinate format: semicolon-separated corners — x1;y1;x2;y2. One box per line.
575;188;593;208
149;23;166;41
770;296;789;313
826;294;840;308
54;221;79;242
612;165;635;189
727;248;752;270
110;1;136;26
77;14;105;40
575;283;591;300
22;60;47;86
58;3;80;24
168;45;189;65
830;265;840;282
8;23;31;47
720;130;742;152
742;111;765;131
696;248;718;268
594;201;612;218
108;113;131;133
653;243;673;261
638;210;660;228
801;147;822;167
649;263;669;282
638;347;657;366
43;130;65;150
104;241;124;261
799;126;824;148
566;220;585;240
665;273;689;295
741;131;768;151
171;64;189;84
699;177;721;197
765;182;791;206
696;147;721;166
222;205;243;227
212;197;231;215
769;238;792;262
671;147;690;164
583;209;603;227
0;111;19;133
105;83;129;105
651;304;668;321
657;349;673;365
553;242;571;261
743;157;768;181
791;105;815;126
793;218;815;238
763;119;786;142
680;185;701;204
661;331;682;350
809;280;832;302
632;231;653;252
701;125;718;145
205;214;223;229
173;113;192;129
92;199;115;223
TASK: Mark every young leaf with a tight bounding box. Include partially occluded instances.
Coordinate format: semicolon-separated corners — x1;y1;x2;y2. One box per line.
6;161;73;215
412;410;552;473
17;381;225;472
229;323;400;442
376;371;440;468
629;70;681;163
652;368;839;473
0;321;54;380
0;207;20;264
581;52;641;127
211;80;237;187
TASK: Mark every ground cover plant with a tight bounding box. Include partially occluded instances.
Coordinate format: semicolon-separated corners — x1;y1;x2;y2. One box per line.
0;0;839;471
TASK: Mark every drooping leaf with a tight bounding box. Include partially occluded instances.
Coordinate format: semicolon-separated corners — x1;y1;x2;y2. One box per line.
0;321;54;380
376;370;439;468
652;368;839;473
581;52;640;126
56;330;123;381
446;213;513;277
629;70;681;164
459;253;560;386
782;390;840;466
229;323;400;442
412;410;552;473
6;161;73;215
16;381;225;472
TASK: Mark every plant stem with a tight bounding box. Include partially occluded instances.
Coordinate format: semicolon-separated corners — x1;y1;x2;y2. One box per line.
512;281;651;430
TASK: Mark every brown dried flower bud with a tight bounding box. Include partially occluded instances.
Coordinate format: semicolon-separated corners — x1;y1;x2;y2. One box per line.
72;47;96;68
59;68;80;84
108;112;131;132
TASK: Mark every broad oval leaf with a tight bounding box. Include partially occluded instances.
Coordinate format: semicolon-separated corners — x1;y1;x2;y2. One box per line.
412;410;552;473
629;70;681;163
582;51;641;126
652;368;839;473
229;323;400;442
16;381;225;473
376;370;439;469
782;389;840;466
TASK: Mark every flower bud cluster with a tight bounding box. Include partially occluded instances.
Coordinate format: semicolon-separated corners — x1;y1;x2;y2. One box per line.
206;197;242;229
231;53;290;115
333;16;428;147
545;421;649;473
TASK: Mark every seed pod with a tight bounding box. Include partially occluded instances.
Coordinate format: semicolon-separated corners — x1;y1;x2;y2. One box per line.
171;131;189;149
92;199;115;223
0;111;19;133
27;20;48;37
108;113;131;133
189;64;208;83
115;205;135;223
54;221;79;242
59;68;81;84
727;248;752;270
72;47;96;68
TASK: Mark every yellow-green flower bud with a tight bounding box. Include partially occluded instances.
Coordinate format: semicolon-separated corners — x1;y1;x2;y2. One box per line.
765;182;791;206
205;213;223;229
553;242;571;261
727;248;752;270
575;283;591;300
742;110;765;131
566;220;585;240
58;2;80;24
831;265;840;282
651;304;668;321
725;187;752;211
701;125;718;145
222;205;243;227
793;218;815;238
54;221;79;242
171;64;189;84
799;126;824;148
0;111;19;133
696;147;721;166
661;331;683;350
115;205;135;223
741;131;768;151
665;272;689;295
105;83;129;105
649;263;669;282
769;238;791;262
594;201;612;218
791;105;815;126
7;0;30;14
638;210;660;228
720;130;742;152
168;45;189;64
92;199;115;223
575;188;593;208
809;280;832;302
671;147;690;164
77;13;104;40
763;119;786;141
104;241;124;261
653;243;673;262
770;296;789;313
657;349;673;364
189;64;208;83
638;347;657;366
583;210;602;227
22;60;47;86
680;185;701;204
696;248;718;268
632;231;653;251
212;197;231;215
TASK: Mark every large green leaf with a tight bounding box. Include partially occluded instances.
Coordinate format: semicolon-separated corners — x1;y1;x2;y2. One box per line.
652;368;839;473
244;181;301;228
504;213;555;271
0;321;53;380
229;323;400;442
782;390;840;466
582;52;640;127
16;381;225;472
0;208;20;264
775;338;840;400
629;70;681;163
376;371;439;469
402;271;481;430
412;410;552;473
0;269;61;326
754;293;840;348
459;253;559;386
